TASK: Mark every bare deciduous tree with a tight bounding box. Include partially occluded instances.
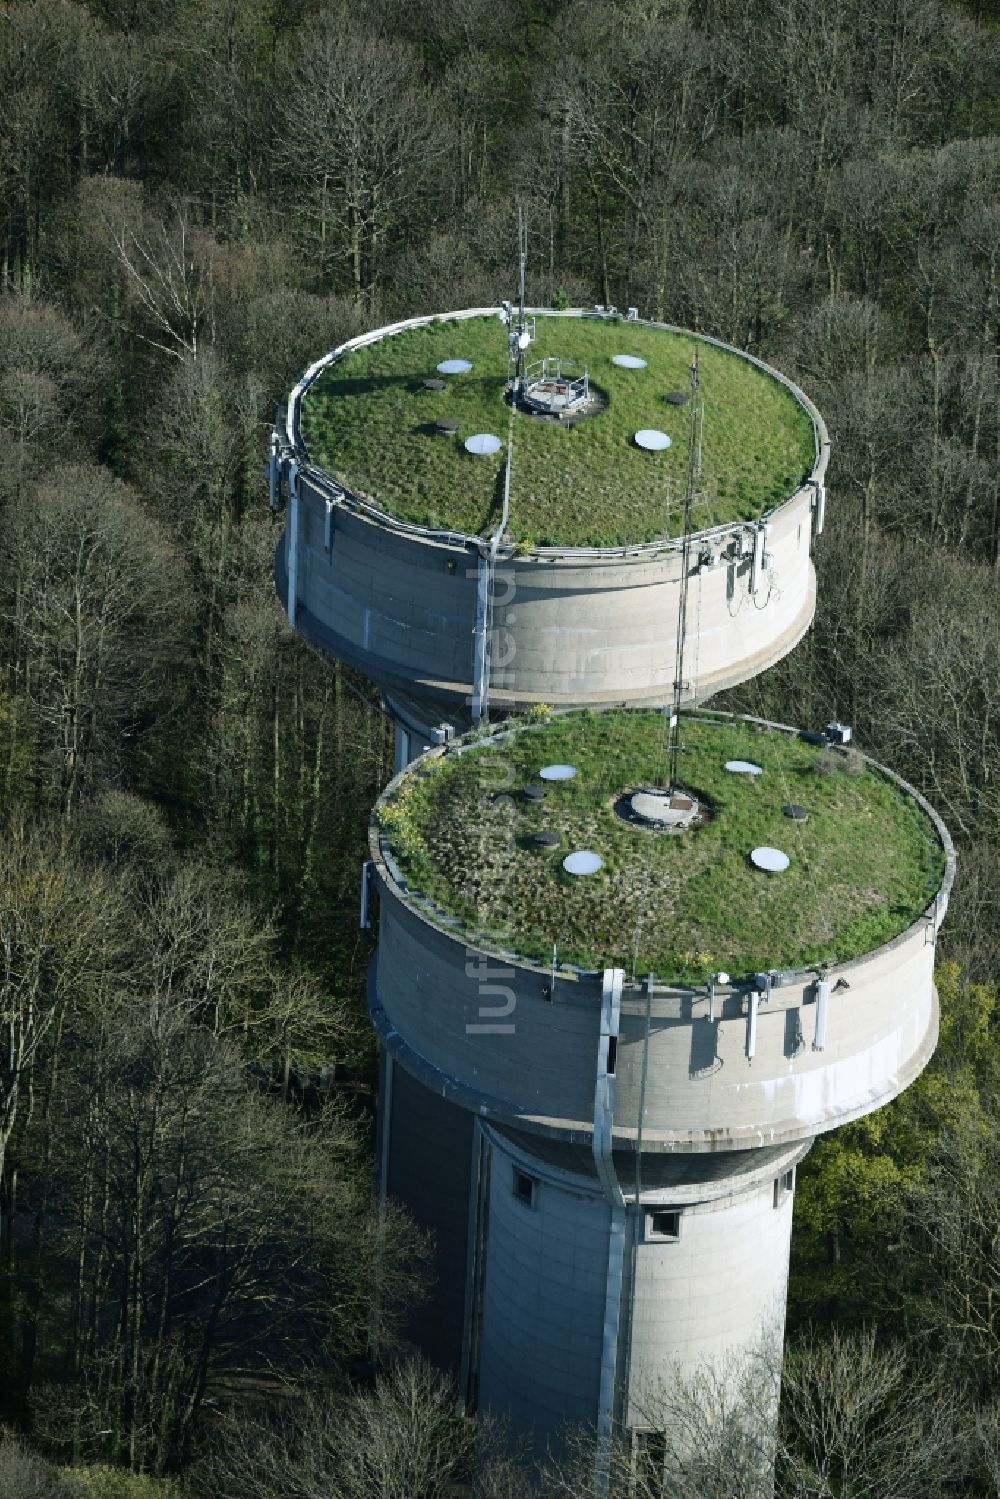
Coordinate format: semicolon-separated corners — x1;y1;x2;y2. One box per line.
3;464;188;814
0;825;119;1220
778;1327;968;1498
189;1359;531;1499
33;996;427;1475
106;197;214;362
276;20;441;300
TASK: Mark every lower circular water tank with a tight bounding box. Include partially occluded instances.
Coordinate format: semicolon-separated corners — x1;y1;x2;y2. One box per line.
367;713;954;1152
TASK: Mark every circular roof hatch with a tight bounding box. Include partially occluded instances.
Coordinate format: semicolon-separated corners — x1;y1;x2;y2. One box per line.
563;850;603;875
540;764;577;781
464;432;502;455
634;429;672;451
750;846;790;873
725;759;763;776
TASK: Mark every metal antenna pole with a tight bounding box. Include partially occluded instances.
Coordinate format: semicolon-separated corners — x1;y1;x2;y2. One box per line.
515;207;528;394
666;351;700;792
695;393;705;483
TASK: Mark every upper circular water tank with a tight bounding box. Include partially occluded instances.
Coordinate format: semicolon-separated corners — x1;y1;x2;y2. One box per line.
273;309;829;723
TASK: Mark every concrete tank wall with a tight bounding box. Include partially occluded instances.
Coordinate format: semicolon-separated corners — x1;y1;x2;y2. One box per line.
371;840;945;1149
372;888;599;1128
612;931;940;1148
283;484;476;696
277;477;817;714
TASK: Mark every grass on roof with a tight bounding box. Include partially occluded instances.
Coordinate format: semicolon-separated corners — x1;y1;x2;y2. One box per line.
300;315;816;547
377;712;944;984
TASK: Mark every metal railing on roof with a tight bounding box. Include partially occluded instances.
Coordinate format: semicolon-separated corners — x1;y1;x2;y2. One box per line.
279;307;831;561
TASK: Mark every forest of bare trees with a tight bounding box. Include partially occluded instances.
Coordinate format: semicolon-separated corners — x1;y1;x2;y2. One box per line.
0;0;999;1492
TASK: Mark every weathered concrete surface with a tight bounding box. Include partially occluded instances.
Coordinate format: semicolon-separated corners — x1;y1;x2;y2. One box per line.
474;1125;809;1452
380;1055;475;1374
477;1127;608;1442
371;877;942;1149
274;308;829;722
276;479;817;715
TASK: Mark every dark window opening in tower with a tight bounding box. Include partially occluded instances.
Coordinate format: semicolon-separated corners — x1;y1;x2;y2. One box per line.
634;1428;667;1495
513;1168;537;1207
646;1209;681;1241
774;1168;795;1207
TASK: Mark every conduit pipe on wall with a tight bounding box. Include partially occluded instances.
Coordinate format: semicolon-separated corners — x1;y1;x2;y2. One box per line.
593;968;626;1499
286;460;300;627
746;988;760;1060
359;858;373;930
750;522;768;595
266;432;279;510
470;412;514;722
813;979;830;1052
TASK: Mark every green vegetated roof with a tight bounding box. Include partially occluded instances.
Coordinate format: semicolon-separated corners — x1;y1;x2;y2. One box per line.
299;314;817;547
377;712;944;984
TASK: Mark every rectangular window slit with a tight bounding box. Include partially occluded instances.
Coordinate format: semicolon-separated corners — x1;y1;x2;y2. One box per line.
774;1168;795;1207
513;1168;536;1207
646;1208;680;1241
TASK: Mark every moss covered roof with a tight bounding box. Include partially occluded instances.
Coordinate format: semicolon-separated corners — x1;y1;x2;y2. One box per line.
299;314;817;548
376;711;944;983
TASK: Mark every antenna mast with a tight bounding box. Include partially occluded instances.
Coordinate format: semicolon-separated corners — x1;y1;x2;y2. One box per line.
666;351;701;792
514;208;529;394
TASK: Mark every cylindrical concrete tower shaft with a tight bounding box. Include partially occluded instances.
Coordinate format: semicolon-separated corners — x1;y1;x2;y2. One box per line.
375;1033;806;1453
475;1126;804;1443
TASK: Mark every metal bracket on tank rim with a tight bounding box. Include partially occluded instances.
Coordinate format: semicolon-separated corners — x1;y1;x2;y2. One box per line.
359;858;374;930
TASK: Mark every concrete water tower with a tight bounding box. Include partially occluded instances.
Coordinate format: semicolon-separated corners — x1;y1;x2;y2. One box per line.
271;308;953;1475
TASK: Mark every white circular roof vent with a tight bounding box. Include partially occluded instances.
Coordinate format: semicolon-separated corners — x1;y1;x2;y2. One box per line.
464;433;502;456
750;846;790;873
612;354;647;369
563;850;603;876
437;358;473;374
539;763;577;781
634;429;672;452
